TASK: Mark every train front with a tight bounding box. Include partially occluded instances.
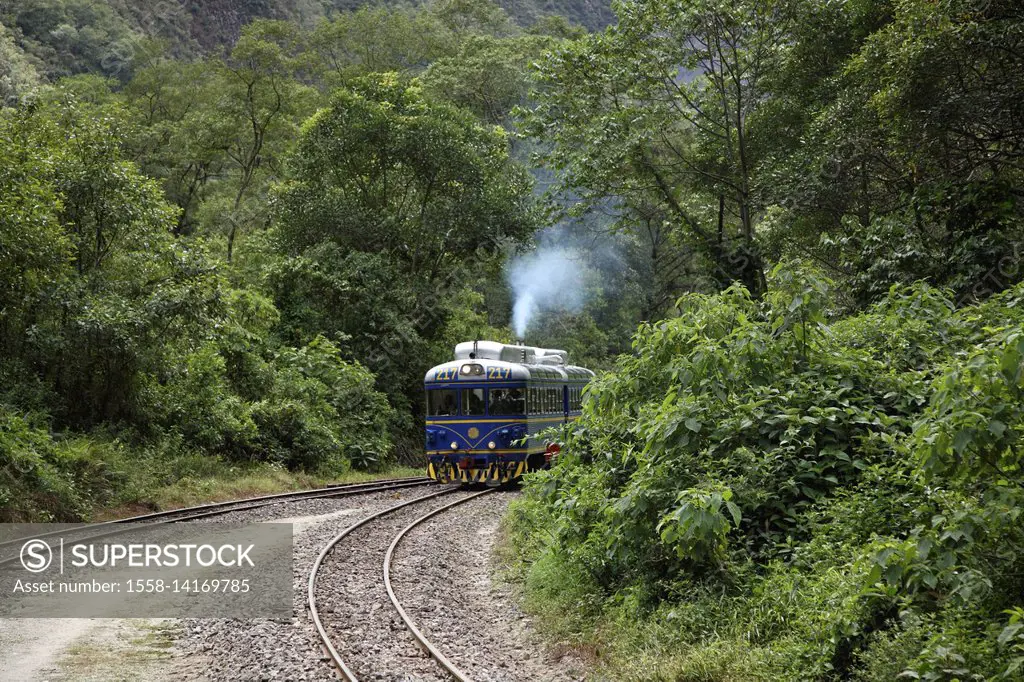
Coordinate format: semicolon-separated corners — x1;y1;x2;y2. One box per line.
424;351;530;485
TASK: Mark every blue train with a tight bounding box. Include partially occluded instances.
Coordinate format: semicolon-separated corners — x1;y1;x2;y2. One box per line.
424;341;594;485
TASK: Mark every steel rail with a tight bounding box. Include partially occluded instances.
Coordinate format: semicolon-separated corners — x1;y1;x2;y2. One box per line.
306;486;461;682
383;488;496;682
0;478;435;569
0;477;432;552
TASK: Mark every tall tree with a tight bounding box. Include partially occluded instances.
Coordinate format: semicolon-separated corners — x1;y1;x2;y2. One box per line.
123;59;226;235
273;74;536;429
218;19;316;262
526;0;792;301
762;0;1024;305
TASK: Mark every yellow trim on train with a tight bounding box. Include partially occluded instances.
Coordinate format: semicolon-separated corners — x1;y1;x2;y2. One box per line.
426;418;527;424
427;459;530;485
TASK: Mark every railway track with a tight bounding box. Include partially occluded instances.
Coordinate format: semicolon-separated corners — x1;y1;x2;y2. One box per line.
0;476;433;567
308;486;497;682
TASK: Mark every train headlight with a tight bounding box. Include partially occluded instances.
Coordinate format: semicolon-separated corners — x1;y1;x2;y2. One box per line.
488;441;497;450
450;441;459;450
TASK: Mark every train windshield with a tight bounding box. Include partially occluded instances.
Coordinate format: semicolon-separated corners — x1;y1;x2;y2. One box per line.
462;388;485;415
427;389;458;416
489;387;526;416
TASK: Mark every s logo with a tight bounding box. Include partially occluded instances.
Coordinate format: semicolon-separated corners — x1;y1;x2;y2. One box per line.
20;539;52;573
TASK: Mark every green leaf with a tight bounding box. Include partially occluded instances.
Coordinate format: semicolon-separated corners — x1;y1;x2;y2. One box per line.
989;420;1007;437
725;500;742;526
952;430;973;455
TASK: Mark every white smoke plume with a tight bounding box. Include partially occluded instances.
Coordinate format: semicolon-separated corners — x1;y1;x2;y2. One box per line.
506;239;591;339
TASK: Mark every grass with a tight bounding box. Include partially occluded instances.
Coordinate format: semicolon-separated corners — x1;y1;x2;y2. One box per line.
55;620;179;682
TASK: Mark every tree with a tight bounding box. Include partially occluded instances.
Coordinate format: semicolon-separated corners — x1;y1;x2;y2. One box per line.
217;20;317;262
0;93;226;425
0;102;69;362
526;0;791;301
760;0;1024;305
308;7;453;86
0;22;40;104
421;34;557;124
276;74;535;277
122;59;227;235
273;75;537;440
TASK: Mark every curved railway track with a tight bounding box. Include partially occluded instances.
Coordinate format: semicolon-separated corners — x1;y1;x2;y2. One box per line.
0;476;433;568
308;486;497;682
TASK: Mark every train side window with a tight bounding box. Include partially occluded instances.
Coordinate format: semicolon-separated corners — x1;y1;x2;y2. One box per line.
491;387;525;416
461;388;485;416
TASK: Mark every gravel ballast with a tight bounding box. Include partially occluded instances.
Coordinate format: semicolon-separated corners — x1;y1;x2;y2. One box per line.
171;485;588;681
389;490;589;682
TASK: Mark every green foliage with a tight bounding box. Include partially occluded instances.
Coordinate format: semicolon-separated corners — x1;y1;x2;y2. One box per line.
273;74;537;454
525;0;787;299
761;0;1024;305
658;484;742;563
511;266;1024;679
0;0;605;91
0;21;41;102
0;407;110;521
0;0;594;517
421;33;556;124
309;5;455;85
0;88;395;519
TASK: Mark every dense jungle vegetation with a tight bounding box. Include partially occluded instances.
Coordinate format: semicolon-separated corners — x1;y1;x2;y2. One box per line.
2;0;1024;677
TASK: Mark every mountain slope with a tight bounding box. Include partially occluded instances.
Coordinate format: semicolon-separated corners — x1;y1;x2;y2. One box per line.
0;0;610;88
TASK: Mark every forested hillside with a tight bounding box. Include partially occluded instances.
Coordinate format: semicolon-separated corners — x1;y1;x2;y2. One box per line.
0;0;611;82
1;0;1023;678
0;0;586;522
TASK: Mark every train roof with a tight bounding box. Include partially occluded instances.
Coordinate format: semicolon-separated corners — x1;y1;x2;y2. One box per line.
454;340;569;365
425;340;595;384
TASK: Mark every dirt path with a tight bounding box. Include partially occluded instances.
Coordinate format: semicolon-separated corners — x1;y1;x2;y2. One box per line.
0;617;186;681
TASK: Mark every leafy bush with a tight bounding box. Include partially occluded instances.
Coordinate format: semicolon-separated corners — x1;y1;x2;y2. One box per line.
0;407;123;521
140;329;393;473
510;263;1024;680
